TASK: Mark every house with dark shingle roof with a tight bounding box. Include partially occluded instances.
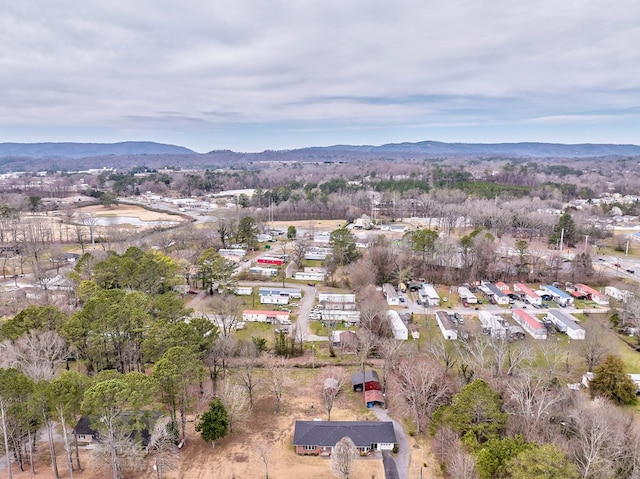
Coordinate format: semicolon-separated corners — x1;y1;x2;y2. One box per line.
293;420;396;456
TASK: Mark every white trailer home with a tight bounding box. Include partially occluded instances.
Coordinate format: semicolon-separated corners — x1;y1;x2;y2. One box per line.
249;266;278;277
605;286;633;303
386;310;408;340
483;283;510;305
260;294;290;305
458;286;478;304
540;284;574;307
513;283;542;306
319;293;356;304
575;283;609;306
242;310;290;323
511;309;547;339
545;310;585;340
478;311;508;339
294;271;325;281
435;311;458;340
421;284;441;306
383;283;400;306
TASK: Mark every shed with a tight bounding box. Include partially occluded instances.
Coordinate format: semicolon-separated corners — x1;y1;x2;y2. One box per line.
351;370;381;392
364;390;386;408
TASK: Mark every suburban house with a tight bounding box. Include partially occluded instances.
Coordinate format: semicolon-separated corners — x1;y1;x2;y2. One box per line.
540;284;574;307
73;416;98;444
435;311;457;340
513;283;542;306
352;370;381;392
544;310;586;340
386;310;409;340
574;284;609;306
242;310;291;323
74;414;157;451
383;283;400;306
293;421;397;456
511;309;547;339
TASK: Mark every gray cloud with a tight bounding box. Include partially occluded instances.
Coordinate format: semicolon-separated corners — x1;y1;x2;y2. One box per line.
0;0;639;151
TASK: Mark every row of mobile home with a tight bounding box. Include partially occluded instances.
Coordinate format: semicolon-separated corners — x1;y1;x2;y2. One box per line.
511;309;547;339
544;310;585;340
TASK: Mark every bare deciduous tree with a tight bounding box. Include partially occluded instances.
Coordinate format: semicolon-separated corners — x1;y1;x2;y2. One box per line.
569;396;630;479
377;337;406;395
0;331;67;381
392;358;450;434
207;295;242;339
233;347;260;409
504;372;567;439
218;378;250;434
265;356;288;413
321;368;347;421
330;436;358;479
581;322;610;372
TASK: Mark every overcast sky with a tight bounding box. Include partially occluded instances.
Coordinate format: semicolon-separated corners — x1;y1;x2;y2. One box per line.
1;1;639;152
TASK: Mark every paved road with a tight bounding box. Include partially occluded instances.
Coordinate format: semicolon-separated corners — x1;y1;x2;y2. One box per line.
372;408;409;479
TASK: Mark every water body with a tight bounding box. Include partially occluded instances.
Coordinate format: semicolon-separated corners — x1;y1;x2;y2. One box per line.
93;216;179;227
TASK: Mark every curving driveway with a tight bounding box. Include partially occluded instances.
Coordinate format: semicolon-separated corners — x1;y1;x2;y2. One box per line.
372;408;410;479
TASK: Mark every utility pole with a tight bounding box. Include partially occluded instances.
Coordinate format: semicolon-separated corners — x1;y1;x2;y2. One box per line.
559;228;565;252
626;239;630;256
584;234;589;252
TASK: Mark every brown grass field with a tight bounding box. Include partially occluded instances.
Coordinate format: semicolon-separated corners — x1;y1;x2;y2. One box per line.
8;366;441;479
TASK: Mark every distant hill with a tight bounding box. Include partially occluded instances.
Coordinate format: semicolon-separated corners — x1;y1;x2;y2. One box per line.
0;141;195;159
0;140;639;172
295;140;640;158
